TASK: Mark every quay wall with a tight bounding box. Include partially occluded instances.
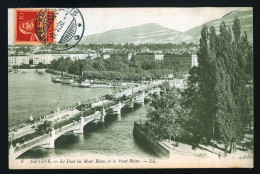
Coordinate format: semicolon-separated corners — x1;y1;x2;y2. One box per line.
45;69;78;78
133;122;170;158
10;69;46;72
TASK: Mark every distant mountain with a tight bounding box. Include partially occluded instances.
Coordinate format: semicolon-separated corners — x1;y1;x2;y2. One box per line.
183;10;253;44
81;23;188;44
81;10;253;45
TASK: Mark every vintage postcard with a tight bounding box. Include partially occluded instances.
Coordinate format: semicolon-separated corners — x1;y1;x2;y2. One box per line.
8;7;254;169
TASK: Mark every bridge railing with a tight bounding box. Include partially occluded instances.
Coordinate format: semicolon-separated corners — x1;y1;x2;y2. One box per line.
14;134;50;152
84;113;98;123
55;112;101;135
55;121;80;134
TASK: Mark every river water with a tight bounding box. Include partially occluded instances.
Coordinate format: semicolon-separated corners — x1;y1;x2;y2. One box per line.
8;71;112;126
8;71;157;159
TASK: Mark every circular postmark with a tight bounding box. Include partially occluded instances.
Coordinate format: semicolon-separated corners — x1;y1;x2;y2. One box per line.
35;8;85;51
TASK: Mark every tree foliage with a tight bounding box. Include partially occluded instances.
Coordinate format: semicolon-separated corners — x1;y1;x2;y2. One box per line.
182;17;253;155
147;82;186;143
49;52;189;80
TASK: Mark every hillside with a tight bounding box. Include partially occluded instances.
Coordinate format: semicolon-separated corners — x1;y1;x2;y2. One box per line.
183;10;253;44
81;23;189;44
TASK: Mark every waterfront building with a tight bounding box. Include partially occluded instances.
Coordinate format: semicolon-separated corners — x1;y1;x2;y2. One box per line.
8;55;30;66
32;53;94;64
32;54;54;65
52;53;89;61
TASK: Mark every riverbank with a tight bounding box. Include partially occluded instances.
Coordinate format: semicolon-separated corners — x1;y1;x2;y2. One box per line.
133;122;170;158
133;122;253;167
9;69;46;72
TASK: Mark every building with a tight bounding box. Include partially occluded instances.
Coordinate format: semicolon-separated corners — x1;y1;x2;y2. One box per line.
103;54;110;59
102;48;114;53
83;49;98;59
85;52;98;59
32;53;92;64
133;54;154;63
191;54;198;67
164;53;193;68
8;55;30;66
32;54;54;65
128;52;133;61
154;50;163;54
154;54;164;61
52;54;89;61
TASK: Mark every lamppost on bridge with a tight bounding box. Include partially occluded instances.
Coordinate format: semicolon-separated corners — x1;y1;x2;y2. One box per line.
212;114;215;154
10;132;14;147
139;113;145;125
51;120;55;133
9;132;15;159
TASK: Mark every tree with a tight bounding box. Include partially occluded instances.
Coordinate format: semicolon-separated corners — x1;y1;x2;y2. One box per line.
36;62;46;69
232;16;241;43
214;19;250;154
93;59;106;71
182;17;253;155
184;24;218;144
147;82;185;143
181;67;204;147
215;56;237;156
19;63;30;69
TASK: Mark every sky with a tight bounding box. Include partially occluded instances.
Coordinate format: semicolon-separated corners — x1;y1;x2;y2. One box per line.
8;7;252;45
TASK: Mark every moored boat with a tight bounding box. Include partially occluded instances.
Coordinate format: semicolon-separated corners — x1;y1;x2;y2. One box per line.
51;76;62;83
80;80;91;87
61;77;73;84
71;82;81;87
89;83;112;88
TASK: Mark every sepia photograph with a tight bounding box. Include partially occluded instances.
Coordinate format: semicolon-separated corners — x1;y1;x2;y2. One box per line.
8;7;254;169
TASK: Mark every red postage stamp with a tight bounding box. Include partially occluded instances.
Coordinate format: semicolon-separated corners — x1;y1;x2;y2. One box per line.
14;9;56;45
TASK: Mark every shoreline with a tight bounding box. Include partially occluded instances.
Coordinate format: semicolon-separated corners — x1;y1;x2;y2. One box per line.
9;68;46;72
133;122;253;167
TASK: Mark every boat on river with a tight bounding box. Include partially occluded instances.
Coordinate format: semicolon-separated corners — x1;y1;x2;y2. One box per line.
80;80;91;87
70;76;82;87
89;83;112;88
51;76;61;83
61;77;73;84
71;82;81;87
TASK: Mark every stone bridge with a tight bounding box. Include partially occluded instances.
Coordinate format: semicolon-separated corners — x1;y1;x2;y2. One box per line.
9;87;161;160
